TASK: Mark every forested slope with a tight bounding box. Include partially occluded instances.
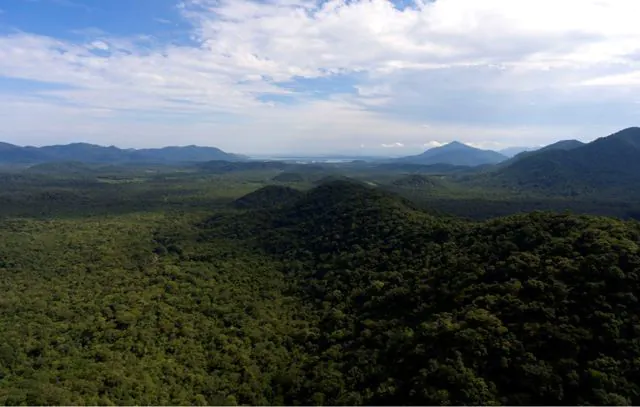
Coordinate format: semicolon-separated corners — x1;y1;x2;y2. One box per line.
2;180;640;405
197;181;640;405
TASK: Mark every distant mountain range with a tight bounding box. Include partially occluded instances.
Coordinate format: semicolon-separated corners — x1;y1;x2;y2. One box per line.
0;142;244;164
396;141;509;166
486;127;640;197
3;128;639;195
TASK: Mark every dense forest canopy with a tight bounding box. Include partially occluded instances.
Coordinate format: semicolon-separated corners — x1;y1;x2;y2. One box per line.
3;127;640;405
2;172;640;405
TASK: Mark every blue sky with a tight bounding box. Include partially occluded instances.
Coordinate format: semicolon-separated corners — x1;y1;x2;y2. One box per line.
0;0;639;155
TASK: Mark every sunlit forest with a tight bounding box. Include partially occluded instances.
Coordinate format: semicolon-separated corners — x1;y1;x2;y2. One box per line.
1;165;640;405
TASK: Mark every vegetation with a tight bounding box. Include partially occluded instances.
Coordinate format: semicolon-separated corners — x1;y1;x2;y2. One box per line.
0;214;313;405
392;174;441;189
2;167;640;405
232;185;304;209
272;172;306;183
3;128;640;405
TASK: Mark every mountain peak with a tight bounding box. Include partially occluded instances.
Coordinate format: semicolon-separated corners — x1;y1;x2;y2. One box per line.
438;141;471;150
397;140;507;167
445;141;467;147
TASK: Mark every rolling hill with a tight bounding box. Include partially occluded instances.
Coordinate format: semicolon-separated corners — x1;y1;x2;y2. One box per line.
397;141;508;166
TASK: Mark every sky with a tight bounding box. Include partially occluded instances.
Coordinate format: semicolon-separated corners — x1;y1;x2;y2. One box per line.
0;0;639;155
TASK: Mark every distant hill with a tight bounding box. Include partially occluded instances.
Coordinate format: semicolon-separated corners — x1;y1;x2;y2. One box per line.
232;185;303;210
373;162;471;174
0;142;243;165
312;175;362;185
131;146;243;163
0;143;49;163
197;161;289;173
272;172;306;183
509;139;585;162
499;146;539;157
25;161;97;175
397;142;508;166
540;139;585;151
487;127;640;197
391;174;441;189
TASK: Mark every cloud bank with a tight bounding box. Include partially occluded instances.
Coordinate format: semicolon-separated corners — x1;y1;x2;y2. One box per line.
0;0;639;154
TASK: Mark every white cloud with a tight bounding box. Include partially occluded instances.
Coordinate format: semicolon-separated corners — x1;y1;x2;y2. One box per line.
381;142;405;148
423;141;444;149
580;71;640;87
0;0;639;153
89;40;110;51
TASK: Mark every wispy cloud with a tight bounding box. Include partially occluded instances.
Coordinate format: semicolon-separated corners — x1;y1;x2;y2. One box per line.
423;141;444;149
382;142;405;148
0;0;638;153
154;18;174;25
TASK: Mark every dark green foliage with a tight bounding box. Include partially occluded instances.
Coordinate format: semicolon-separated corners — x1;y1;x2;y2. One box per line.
313;175;363;185
222;182;640;405
197;161;328;175
0;215;314;406
25;161;98;175
273;172;306;182
391;174;441;189
3;166;640;405
232;185;303;209
373;162;470;174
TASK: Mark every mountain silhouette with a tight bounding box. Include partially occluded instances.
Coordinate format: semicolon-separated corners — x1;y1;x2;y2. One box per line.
490;127;640;197
397;141;508;166
0;142;243;164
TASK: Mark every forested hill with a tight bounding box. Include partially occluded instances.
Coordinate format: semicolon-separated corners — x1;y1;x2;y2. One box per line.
3;178;640;405
485;127;640;197
201;180;640;405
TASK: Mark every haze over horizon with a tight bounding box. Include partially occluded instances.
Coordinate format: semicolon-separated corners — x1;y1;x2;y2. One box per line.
1;0;639;155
